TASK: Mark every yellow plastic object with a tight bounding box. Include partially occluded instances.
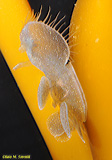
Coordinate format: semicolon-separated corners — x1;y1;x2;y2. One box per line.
70;0;112;159
0;0;93;159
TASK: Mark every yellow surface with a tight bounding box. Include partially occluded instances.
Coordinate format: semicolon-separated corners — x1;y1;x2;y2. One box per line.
70;0;112;159
0;0;93;159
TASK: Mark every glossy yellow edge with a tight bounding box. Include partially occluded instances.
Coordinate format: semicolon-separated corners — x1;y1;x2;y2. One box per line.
70;0;112;159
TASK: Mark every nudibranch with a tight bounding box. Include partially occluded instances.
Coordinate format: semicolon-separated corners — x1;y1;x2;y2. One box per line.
14;6;87;142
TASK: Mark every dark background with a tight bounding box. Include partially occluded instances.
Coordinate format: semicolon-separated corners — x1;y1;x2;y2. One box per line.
0;0;77;159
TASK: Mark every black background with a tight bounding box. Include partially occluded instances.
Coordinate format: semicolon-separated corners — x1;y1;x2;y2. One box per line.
0;0;77;159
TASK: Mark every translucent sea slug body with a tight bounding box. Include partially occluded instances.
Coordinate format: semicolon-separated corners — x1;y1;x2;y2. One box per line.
17;8;87;142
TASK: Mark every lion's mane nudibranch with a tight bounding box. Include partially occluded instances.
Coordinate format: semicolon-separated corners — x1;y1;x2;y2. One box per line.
14;6;87;143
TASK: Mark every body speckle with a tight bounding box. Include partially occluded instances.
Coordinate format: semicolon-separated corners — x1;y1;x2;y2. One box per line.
15;7;87;142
